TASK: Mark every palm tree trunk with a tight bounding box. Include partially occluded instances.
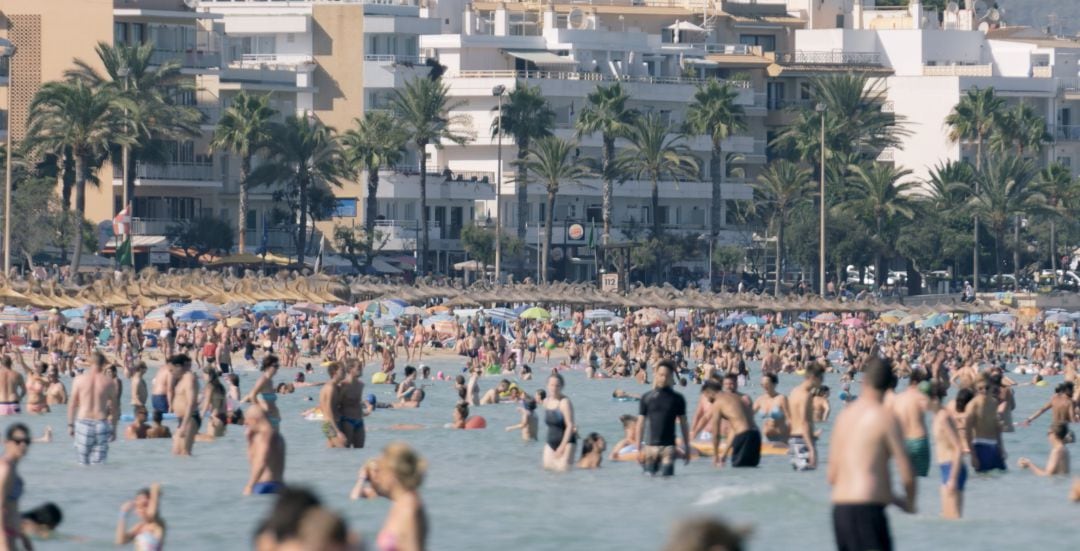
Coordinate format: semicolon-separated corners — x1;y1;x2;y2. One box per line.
973;136;982;292
1050;220;1057;283
71;154;88;275
238;156;251;253
365;168;381;267
125;149;137;216
650;175;661;237
710;142;722;237
1012;215;1021;283
543;189;556;284
774;218;784;296
419;143;430;274
601;136;614;245
297;180;308;267
876;217;884;292
994;232;1003;289
516;144;528;241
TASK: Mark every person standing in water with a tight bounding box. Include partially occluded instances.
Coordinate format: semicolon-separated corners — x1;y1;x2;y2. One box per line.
115;483;165;550
963;373;1007;472
828;357;916;551
0;356;26;415
892;369;932;477
636;361;689;476
318;363;346;448
129;362;148;414
68;352;119;465
929;383;965;519
0;423;32;550
788;363;823;471
350;442;428;551
542;373;576;472
338;360;367;448
244;405;286;496
244;356;282;432
149;358;176;418
171;355;199;456
710;374;762;468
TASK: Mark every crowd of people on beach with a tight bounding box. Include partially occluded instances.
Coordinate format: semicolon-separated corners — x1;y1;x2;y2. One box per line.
0;299;1078;550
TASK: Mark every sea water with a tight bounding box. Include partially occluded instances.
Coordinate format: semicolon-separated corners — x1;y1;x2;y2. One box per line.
11;358;1078;550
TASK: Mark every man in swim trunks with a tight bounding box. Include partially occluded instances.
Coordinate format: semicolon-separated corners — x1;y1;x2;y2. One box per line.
150;357;177;417
828;357;916;551
788;362;823;471
963;373;1007;472
348;316;363;353
27;317;44;363
319;363;346;448
171;355;199;457
0;357;26;415
338;360;367;448
710;375;762;468
244;404;287;496
892;368;932;477
68;352;119;465
930;382;966;518
636;361;689;476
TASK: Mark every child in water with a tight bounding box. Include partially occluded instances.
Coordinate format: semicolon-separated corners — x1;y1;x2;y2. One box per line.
504;398;538;441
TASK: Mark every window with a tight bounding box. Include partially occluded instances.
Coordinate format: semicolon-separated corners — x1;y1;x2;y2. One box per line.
538;202;546;224
247;210;257;231
799;82;812;100
739;34;776;52
333;198;358;218
585;205;602;223
404;203;415;222
114;23;128;45
131;24;145;45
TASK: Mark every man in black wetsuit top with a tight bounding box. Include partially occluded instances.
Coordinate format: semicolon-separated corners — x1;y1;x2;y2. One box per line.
636;360;689;476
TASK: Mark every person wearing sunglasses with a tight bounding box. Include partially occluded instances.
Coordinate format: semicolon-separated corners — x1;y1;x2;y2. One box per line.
0;423;32;550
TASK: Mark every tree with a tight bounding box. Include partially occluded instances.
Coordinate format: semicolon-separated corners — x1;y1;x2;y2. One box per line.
990;102;1051;157
167;216;235;267
342;110;409;267
576;82;638;246
685;79;746;238
897;160;976;285
968;156;1044;286
618;113;699;238
332;223;390;273
1036;163;1080;280
26;79;127;274
393;76;472;273
521;136;591;283
67;42;202;215
8;176;66;269
211;92;277;253
249;116;345;266
751;161;814;295
460;224;523;268
837;163;918;288
491;82;554;243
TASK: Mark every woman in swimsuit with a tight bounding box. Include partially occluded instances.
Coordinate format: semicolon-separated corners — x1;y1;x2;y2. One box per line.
201;368;227;438
115;483;165;551
0;423;31;550
350;443;428;551
243;356;282;431
542;373;576;472
753;373;790;442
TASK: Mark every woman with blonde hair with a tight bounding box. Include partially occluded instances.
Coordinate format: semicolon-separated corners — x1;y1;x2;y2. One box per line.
350;442;428;551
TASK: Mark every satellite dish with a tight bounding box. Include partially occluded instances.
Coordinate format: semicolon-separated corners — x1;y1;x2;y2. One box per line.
978;21;990;33
947;1;959;14
568;9;586;30
987;8;1001;22
183;0;197;8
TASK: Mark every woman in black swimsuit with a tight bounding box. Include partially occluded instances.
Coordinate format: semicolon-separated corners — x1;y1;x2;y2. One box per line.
541;373;576;472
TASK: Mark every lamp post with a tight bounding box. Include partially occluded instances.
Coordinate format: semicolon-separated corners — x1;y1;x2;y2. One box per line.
816;102;827;298
699;233;714;292
1;38;16;276
118;66;131;214
492;85;506;285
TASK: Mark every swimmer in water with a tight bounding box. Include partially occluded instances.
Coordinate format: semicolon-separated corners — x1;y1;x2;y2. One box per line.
504;398;538;441
609;415;641;461
577;433;606;469
1017;422;1071;476
451;403;469;430
611;389;641;401
115;484;165;549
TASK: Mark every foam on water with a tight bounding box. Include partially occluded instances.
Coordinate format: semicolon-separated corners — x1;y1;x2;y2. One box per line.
8;356;1079;549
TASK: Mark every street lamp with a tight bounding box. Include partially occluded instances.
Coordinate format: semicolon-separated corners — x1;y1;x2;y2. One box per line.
492;84;506;284
118;66;131;215
698;233;714;292
1;38;16;276
816;102;827;298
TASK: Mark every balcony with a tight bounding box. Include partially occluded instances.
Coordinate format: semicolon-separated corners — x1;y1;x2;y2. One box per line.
1033;66;1052;78
114;162;221;188
232;54;314;70
363;54;427;65
777;51;883;66
1055;126;1080;142
922;64;993;77
450;70;752;89
374;169;496;201
150;49;221;70
371;219;443;251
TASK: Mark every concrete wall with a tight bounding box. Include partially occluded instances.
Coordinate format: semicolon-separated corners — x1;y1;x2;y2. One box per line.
886;75;962;185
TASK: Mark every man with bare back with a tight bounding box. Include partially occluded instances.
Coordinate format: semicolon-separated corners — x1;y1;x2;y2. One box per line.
68;352;119;465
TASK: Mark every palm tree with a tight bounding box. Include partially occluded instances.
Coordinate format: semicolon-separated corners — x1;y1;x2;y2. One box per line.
946;86;1005;290
925;160;975;209
210;92;277;253
968;156;1043;286
27;79;126;274
66;41;201;213
576;82;638;245
521;136;590;283
491;82;554;242
1036;163;1080;280
393;77;472;273
341;110;409;265
838;163;918;287
249;116;345;266
685;79;746;237
752;161;814;295
990;102;1051;157
618;113;699;237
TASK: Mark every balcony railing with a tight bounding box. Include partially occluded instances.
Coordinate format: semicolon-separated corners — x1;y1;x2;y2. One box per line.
1055;125;1080;141
231;54;314;69
150;49;221;69
922;64;993;77
451;70;753;89
135;162;216;182
1033;66;1053;78
777;51;883;66
364;54;427;64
